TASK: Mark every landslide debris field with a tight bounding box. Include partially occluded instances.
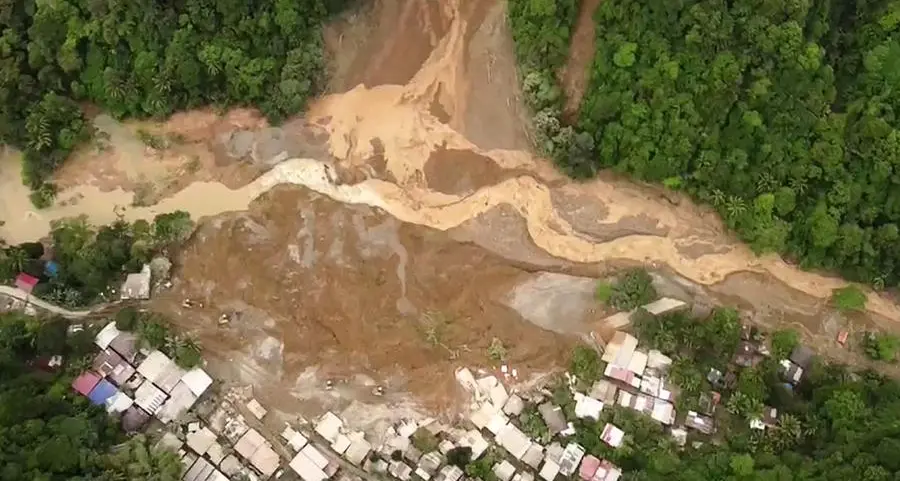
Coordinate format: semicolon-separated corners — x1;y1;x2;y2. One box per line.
1;0;899;420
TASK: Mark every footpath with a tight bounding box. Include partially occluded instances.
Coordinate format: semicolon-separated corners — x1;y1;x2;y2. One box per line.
0;285;94;318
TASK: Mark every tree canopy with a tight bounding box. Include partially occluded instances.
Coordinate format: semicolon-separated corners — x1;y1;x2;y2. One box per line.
509;0;900;288
1;0;345;199
0;211;194;307
0;311;182;480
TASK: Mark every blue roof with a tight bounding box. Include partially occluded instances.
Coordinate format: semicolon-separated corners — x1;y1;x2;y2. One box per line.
87;379;118;405
44;261;59;277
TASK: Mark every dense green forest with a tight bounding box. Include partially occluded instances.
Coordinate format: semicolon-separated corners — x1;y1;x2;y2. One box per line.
0;311;182;480
508;0;900;287
0;211;194;307
560;307;900;481
0;0;347;199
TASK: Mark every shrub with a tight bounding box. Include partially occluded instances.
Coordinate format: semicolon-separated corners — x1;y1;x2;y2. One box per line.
832;286;866;312
865;332;900;362
605;268;657;311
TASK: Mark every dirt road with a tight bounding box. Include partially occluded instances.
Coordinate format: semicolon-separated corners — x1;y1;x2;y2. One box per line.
0;0;898;419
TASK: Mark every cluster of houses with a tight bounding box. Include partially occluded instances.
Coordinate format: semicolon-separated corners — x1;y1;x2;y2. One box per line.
157;396;290;481
71;322;214;431
457;368;625;481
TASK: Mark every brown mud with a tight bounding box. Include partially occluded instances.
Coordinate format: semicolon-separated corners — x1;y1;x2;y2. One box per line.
1;0;899;420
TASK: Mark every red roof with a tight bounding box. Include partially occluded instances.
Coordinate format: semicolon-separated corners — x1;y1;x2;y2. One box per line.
837;331;849;345
72;371;102;396
15;273;39;292
579;455;601;480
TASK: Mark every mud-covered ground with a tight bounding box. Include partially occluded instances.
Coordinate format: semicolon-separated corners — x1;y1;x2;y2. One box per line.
1;0;900;427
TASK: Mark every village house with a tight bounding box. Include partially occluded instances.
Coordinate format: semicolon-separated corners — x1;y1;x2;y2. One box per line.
685;411;715;435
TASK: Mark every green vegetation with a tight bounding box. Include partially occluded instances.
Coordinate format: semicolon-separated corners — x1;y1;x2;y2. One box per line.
0;311;183;479
831;285;868;312
1;0;346;202
570;344;603;386
488;337;508;362
116;307;202;368
411;427;440;454
598;268;657;311
509;0;900;289
507;0;588;163
565;307;900;481
465;447;498;481
0;212;193;307
865;332;900;362
771;328;801;359
519;405;550;442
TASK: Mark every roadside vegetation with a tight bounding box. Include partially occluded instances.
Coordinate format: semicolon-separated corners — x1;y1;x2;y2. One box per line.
508;0;900;289
115;307;202;368
0;211;193;307
555;308;900;481
0;311;183;479
1;0;348;203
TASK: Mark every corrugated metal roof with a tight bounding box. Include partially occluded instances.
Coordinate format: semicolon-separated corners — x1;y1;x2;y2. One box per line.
290;451;329;481
157;381;198;424
88;379;119;405
134;380;167;415
137;351;174;383
73;371;102;396
181;368;213;397
95;322;122;350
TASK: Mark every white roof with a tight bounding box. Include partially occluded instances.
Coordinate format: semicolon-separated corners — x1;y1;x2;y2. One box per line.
601;424;625;448
120;264;151;300
642;297;686;315
539;460;560;481
523;443;544;469
627;350;649;375
344;436;372;465
181;368;213;396
282;426;309;451
651;400;675;425
497;424;530;459
247;399;267;420
234;429;267;458
134;381;166;415
137;350;179;388
574;394;604;421
301;444;330;469
460;430;489;459
486;412;510;435
469;403;494;429
331;434;351;454
503;394;525;416
105;391;133;413
250;444;281;476
647;350;673;370
95;322;121;349
601;331;638;367
513;472;535;481
493;460;516;481
316;412;343;442
558;443;585;476
156;381;198;424
290;451;329;481
187;427;218;455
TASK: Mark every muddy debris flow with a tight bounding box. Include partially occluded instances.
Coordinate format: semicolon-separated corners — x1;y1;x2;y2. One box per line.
1;0;900;418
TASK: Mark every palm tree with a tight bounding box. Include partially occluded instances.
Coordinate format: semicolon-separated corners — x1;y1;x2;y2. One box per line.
711;188;726;207
725;195;747;219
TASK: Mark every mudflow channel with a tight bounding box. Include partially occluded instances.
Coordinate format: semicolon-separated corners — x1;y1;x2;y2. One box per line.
0;0;898;412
